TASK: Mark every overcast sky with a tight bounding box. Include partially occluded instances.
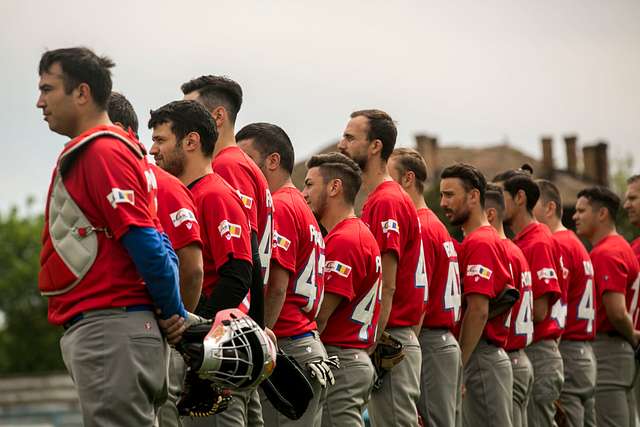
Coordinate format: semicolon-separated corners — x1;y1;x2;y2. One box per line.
1;0;639;213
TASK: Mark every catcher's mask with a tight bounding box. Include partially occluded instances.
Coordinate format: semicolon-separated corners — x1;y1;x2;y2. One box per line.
180;309;276;389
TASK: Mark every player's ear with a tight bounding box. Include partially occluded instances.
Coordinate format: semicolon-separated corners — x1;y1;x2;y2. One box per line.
485;207;496;223
266;152;280;172
184;131;201;153
369;139;382;156
404;171;415;188
328;178;342;197
75;82;91;106
211;106;226;128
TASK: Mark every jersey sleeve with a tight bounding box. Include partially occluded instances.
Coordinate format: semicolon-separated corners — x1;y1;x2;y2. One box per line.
461;239;498;298
592;250;628;296
202;191;252;271
529;241;561;300
323;233;357;301
271;199;297;274
367;198;402;257
157;185;202;251
81;140;155;239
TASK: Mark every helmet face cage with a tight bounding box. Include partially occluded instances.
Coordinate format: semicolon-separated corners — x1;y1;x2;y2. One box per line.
198;310;276;390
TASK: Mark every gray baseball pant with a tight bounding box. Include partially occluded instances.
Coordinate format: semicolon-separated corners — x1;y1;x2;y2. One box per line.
508;349;534;427
558;340;596;427
525;339;564;427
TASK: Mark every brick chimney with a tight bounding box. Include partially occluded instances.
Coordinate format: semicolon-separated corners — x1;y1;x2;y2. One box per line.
563;134;578;175
582;141;609;186
541;136;554;178
415;134;439;178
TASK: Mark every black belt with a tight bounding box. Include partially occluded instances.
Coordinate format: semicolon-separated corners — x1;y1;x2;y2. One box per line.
63;305;154;330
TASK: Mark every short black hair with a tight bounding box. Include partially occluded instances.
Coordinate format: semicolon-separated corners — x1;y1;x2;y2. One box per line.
389;148;428;193
577;186;620;221
350;109;397;161
536;179;563;218
181;75;243;124
494;166;539;213
440;163;487;207
148;100;218;157
235;123;295;174
39;47;114;109
107;92;138;134
306;152;362;205
485;182;505;219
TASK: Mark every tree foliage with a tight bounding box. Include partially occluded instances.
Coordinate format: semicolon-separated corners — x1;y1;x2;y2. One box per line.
0;204;64;374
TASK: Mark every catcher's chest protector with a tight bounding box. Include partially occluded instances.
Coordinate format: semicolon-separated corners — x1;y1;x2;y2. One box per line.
39;129;144;296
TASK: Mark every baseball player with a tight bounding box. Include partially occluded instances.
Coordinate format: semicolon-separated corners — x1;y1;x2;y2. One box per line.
37;47;192;426
534;179;596;427
574;186;640;427
182;76;273;329
440;163;514;427
107;92;204;427
388;148;463;427
148;100;256;427
337;110;424;427
302;152;381;427
485;184;534;427
494;168;564;427
236;123;329;426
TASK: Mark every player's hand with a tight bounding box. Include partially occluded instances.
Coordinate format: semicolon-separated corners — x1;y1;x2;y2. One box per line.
158;314;186;345
264;327;278;349
306;356;340;388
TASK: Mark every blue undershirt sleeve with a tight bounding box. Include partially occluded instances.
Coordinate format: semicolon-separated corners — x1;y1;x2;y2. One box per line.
121;226;187;319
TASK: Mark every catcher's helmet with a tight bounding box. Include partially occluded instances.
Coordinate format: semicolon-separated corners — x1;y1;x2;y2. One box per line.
180;309;277;389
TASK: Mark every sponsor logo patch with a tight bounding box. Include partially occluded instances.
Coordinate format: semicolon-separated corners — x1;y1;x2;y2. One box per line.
537;268;558;282
170;208;197;228
236;190;254;209
325;260;352;278
218;220;242;240
274;231;291;251
466;264;492;280
381;219;399;234
106;188;135;208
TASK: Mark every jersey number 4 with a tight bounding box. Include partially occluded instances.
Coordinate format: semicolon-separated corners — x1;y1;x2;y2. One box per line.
576;278;595;333
352;255;382;341
294;247;324;317
415;241;428;303
443;262;461;321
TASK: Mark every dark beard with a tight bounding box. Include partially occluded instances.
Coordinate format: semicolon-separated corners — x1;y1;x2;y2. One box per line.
163;147;186;178
450;207;471;227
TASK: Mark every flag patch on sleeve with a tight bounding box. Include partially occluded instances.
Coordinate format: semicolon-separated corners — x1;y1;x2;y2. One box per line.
236;190;254;209
325;260;352;278
537;268;558;281
274;231;291;251
170;208;197;227
106;188;135;208
466;264;492;280
218;220;242;240
381;219;400;234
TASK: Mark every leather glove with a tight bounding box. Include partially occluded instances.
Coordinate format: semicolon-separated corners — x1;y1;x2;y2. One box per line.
306;355;340;388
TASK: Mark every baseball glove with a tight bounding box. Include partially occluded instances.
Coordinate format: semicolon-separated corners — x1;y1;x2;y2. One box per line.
488;286;520;319
177;371;232;417
260;350;314;420
371;331;405;390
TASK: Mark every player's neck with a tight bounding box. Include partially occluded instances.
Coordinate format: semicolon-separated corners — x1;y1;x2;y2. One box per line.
267;172;294;194
407;188;427;210
363;159;391;193
213;127;236;157
510;211;533;236
462;209;490;236
590;224;617;246
489;220;507;239
70;110;111;139
321;203;356;233
179;157;213;187
547;216;566;233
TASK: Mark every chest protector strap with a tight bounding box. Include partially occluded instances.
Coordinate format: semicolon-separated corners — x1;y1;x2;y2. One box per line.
39;129;144;296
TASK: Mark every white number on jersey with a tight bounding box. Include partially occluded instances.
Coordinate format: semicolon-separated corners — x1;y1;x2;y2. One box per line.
577;278;595;333
258;190;274;285
415;241;429;303
551;300;567;329
514;287;534;346
443;261;461;321
294;247;319;313
630;274;640;327
351;256;382;341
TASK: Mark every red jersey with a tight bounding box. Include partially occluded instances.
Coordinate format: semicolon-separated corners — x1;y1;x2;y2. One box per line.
514;222;563;341
503;239;534;351
188;173;252;298
44;126;159;325
270;187;325;337
553;230;596;341
418;208;461;331
458;226;513;347
320;218;382;349
213;146;273;284
591;234;640;333
361;181;425;328
632;238;640;262
150;164;201;251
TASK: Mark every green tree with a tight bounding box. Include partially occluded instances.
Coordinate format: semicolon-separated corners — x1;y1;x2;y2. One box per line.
0;203;64;374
